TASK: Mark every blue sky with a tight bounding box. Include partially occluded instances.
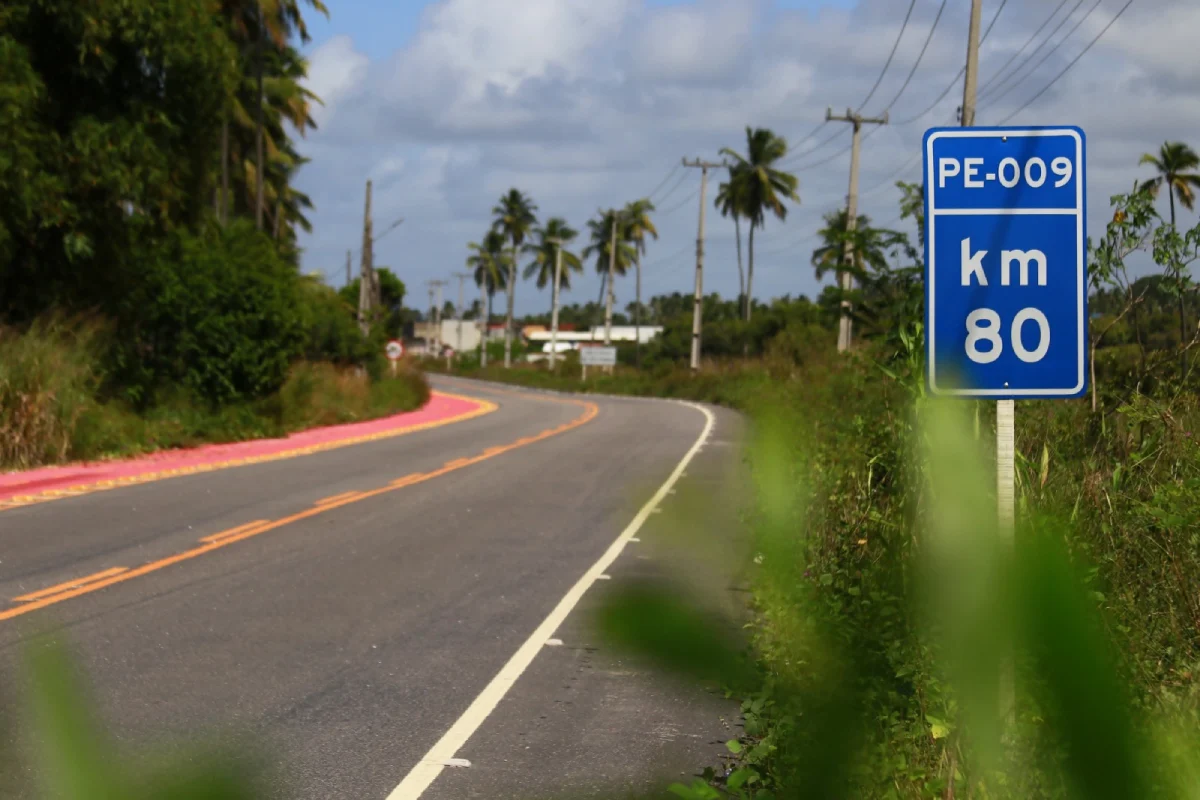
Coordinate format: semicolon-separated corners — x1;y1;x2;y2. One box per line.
292;0;1195;315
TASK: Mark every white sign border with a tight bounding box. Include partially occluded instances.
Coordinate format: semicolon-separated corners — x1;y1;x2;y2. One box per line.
925;127;1086;397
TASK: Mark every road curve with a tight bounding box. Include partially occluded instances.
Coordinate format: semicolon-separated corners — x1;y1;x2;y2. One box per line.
0;377;742;799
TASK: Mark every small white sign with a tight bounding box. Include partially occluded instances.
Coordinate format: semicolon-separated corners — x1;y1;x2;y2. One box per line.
386;340;404;361
579;346;617;367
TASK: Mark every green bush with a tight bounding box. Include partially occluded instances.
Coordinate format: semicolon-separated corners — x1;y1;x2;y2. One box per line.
111;221;305;407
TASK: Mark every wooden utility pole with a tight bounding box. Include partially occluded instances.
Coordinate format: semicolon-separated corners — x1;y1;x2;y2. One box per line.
357;180;374;335
826;108;888;352
547;237;565;370
345;250;352;287
479;276;489;368
961;0;983;127
682;158;728;371
452;272;472;354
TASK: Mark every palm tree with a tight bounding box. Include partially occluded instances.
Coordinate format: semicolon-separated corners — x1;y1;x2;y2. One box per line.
583;209;636;342
467;230;508;367
720;127;800;321
523;219;583;316
811;209;894;280
715;166;748;317
491;189;539;367
1140;142;1200;363
623;199;658;364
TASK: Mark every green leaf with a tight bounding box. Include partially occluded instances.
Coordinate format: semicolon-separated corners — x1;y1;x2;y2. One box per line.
925;715;950;740
726;738;744;755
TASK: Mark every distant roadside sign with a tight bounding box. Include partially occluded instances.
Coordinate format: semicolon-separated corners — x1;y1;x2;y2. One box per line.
579;346;617;367
386;340;404;361
923;126;1087;398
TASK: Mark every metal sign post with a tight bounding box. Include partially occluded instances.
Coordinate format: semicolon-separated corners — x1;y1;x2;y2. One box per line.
923;126;1087;542
579;346;616;381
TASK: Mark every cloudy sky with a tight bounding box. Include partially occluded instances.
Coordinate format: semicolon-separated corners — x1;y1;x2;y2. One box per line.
293;0;1197;315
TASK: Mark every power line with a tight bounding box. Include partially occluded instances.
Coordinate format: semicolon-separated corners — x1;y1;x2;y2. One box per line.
985;0;1104;111
653;169;692;205
997;0;1134;125
780;125;848;167
977;0;1070;99
978;0;1088;105
857;0;919;111
642;242;693;269
874;0;950;114
891;0;1009;125
645;163;681;202
658;183;700;216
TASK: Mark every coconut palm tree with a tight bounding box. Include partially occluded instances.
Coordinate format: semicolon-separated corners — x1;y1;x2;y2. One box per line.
811;209;895;280
623;199;658;364
720;128;799;322
1140;141;1200;362
523;219;583;316
467;230;508;367
583;208;636;342
715;166;748;317
491;189;539;367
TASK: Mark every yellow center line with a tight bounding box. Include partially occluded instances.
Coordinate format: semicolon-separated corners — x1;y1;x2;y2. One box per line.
0;392;599;624
314;491;362;506
13;567;130;603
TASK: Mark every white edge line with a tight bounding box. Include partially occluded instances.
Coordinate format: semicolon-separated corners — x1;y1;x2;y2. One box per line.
384;401;716;800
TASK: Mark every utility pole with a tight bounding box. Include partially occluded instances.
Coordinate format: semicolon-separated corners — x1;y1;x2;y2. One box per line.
452;272;472;354
604;212;619;346
961;0;983;127
826;107;888;352
254;0;265;230
478;276;489;368
682;158;728;371
357;180;374;335
345;250;352;287
547;237;565;370
427;279;447;356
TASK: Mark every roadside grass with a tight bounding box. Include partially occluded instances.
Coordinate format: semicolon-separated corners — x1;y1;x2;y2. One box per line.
0;318;430;470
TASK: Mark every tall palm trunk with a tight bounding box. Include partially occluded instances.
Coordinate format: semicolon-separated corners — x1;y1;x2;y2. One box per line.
597;271;607;306
220;116;230;224
745;224;756;322
734;215;745;319
504;245;517;368
1170;191;1188;377
254;1;265;230
635;252;642;368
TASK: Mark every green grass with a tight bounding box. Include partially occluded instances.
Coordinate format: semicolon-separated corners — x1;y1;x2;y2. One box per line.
0;319;430;470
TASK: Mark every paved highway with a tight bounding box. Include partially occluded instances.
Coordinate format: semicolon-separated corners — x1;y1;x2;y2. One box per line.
0;377;745;799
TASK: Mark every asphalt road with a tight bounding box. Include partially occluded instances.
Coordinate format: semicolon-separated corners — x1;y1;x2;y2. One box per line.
0;377;746;799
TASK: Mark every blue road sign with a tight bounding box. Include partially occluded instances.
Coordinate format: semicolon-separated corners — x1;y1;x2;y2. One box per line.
923;126;1087;398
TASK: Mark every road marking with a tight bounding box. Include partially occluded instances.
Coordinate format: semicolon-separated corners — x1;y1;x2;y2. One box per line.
385;400;715;800
0;392;497;514
0;395;599;625
201;519;272;544
315;491;362;507
13;567;130;602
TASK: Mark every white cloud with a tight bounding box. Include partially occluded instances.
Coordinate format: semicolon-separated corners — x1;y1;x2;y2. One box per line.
295;0;1200;309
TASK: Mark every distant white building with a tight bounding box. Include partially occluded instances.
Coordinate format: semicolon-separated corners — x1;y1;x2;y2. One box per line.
412;319;482;354
525;325;663;350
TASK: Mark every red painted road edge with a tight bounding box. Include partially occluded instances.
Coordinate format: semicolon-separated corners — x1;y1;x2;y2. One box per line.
0;391;490;505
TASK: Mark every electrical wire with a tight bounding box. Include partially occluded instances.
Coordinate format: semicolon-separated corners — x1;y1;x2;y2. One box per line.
985;0;1103;110
644;163;681;203
780;126;848;167
978;0;1088;104
657;183;700;217
652;170;692;206
642;242;694;269
875;0;950;114
891;0;1010;125
857;0;919;112
997;0;1134;125
976;0;1071;99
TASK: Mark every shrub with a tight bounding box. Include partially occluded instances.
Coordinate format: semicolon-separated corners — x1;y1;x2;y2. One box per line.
110;220;305;407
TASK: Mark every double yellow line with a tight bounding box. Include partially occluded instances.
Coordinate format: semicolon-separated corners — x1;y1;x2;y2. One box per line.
2;393;599;624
